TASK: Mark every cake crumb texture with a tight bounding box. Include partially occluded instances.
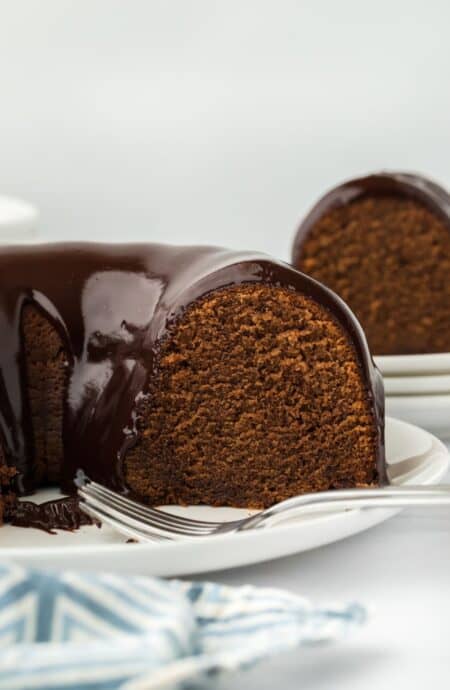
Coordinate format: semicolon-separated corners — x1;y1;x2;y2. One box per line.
296;196;450;355
125;284;378;508
0;446;17;525
22;304;68;485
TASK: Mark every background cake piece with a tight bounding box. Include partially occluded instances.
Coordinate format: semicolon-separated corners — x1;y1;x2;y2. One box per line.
292;173;450;356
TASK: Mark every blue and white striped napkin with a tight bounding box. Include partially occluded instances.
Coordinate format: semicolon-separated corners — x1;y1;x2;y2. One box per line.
0;563;365;689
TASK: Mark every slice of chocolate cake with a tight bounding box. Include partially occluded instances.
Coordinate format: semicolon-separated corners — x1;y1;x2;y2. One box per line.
0;243;385;517
292;172;450;355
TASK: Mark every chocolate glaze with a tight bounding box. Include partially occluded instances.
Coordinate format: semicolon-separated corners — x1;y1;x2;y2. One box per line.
11;496;93;533
292;172;450;266
0;242;386;506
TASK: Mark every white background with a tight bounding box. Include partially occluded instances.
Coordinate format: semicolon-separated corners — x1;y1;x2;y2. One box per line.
0;0;449;259
1;2;450;688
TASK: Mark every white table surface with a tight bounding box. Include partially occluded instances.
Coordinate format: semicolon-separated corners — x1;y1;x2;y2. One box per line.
195;443;450;690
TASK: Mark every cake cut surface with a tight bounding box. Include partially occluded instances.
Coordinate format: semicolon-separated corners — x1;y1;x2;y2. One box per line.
126;284;379;508
22;304;68;486
292;172;450;355
0;449;17;526
0;242;385;525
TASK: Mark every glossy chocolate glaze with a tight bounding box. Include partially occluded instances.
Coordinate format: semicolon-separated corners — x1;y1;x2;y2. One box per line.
292;172;450;266
0;242;386;505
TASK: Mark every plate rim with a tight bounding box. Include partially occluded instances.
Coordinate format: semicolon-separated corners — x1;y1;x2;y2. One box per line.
384;372;450;393
386;393;450;405
375;352;450;376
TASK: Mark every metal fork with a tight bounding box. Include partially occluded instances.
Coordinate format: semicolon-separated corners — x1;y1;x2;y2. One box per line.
77;473;450;543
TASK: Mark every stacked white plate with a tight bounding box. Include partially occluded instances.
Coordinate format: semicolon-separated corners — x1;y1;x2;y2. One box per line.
375;353;450;440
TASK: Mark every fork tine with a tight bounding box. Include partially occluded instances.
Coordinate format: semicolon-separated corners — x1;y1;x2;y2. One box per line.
80;484;216;534
79;502;169;543
79;489;216;537
86;480;224;528
80;495;202;539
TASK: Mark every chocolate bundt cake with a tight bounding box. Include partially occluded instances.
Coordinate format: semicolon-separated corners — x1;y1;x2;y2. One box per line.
0;448;16;526
292;172;450;355
0;243;385;522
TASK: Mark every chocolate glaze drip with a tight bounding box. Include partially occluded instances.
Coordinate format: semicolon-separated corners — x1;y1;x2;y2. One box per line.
11;496;93;533
0;242;386;503
292;172;450;266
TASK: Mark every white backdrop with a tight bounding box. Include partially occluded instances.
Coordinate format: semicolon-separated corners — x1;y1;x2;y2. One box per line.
0;0;449;259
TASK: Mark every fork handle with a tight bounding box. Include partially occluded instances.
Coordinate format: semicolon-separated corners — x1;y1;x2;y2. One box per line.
239;485;450;531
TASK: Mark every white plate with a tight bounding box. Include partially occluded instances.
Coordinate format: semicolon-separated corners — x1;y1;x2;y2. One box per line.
2;417;448;577
384;374;450;396
0;196;38;241
386;395;450;441
375;352;450;376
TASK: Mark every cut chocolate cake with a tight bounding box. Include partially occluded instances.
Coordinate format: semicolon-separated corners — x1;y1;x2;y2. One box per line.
0;243;385;521
0;447;16;525
292;172;450;355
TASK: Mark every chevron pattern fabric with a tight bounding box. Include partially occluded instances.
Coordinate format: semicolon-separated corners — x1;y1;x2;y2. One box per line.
0;564;365;689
